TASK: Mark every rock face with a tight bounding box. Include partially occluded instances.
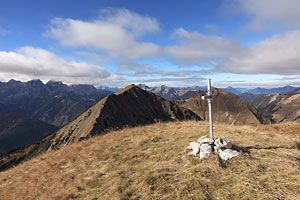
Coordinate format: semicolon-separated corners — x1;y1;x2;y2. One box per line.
250;88;300;123
187;136;240;161
177;88;271;126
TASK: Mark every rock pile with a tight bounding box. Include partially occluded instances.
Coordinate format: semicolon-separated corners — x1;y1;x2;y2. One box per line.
187;136;240;160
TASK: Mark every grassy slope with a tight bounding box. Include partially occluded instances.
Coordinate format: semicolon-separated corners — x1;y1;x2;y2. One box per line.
0;121;299;200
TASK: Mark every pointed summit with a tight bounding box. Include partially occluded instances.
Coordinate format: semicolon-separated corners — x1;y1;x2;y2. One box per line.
114;84;137;95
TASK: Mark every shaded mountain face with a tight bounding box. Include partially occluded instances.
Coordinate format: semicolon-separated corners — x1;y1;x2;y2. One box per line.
0;85;200;170
177;88;271;126
0;113;58;156
250;88;300;123
0;79;111;127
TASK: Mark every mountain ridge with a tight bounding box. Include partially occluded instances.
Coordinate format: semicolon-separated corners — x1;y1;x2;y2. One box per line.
0;79;112;127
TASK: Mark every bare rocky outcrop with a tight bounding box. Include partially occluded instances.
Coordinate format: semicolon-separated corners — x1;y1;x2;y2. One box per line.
187;136;240;161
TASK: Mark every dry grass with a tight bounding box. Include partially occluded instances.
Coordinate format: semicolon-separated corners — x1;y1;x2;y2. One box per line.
0;121;300;200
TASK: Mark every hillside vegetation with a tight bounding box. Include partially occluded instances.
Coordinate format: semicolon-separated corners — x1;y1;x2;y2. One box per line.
0;121;299;200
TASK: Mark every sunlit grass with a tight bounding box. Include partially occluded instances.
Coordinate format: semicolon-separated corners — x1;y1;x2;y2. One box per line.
0;121;299;199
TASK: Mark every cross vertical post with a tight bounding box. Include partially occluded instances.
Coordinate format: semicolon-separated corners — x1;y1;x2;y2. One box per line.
202;79;214;140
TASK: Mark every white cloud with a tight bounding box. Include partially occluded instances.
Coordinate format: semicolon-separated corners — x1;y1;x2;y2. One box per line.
46;8;161;59
223;0;300;30
99;8;160;36
0;27;10;36
0;46;111;85
218;31;300;75
165;28;241;65
165;28;300;76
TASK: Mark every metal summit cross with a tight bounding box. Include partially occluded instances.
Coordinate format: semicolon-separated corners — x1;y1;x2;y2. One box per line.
201;79;214;140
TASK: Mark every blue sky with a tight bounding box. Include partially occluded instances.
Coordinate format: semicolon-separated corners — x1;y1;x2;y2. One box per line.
1;0;300;88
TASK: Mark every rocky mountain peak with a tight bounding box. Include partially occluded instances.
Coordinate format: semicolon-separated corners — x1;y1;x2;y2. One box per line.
27;79;44;87
114;84;137;95
46;85;200;150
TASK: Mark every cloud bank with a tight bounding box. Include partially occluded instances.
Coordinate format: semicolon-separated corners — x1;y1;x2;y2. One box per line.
165;28;300;76
2;7;299;87
47;8;161;59
165;28;242;65
0;47;111;85
223;0;300;30
218;31;300;75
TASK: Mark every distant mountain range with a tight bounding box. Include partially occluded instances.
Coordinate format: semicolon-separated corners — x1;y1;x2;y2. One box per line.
0;84;270;171
137;84;203;100
221;86;298;96
0;80;298;171
0;79;296;127
104;84;298;102
0;79;112;127
216;86;297;102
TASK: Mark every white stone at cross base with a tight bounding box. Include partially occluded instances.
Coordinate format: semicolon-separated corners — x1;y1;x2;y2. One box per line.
188;141;201;156
199;143;213;159
218;149;240;160
197;136;214;145
214;138;232;151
